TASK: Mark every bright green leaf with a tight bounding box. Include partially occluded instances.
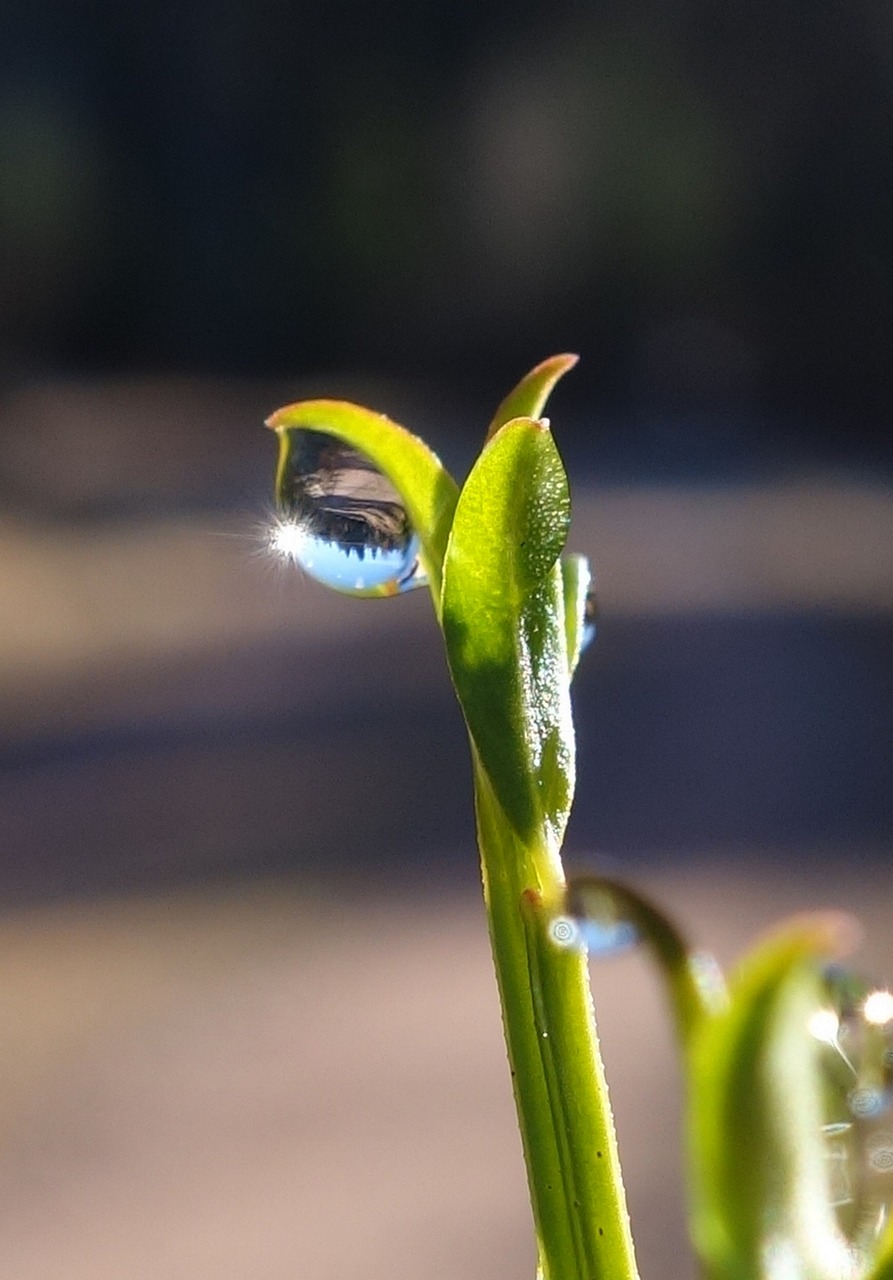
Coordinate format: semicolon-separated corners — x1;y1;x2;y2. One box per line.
688;914;860;1280
442;417;573;846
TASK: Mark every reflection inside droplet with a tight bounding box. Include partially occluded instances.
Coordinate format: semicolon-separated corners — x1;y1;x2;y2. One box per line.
275;428;426;595
868;1134;893;1172
818;967;893;1250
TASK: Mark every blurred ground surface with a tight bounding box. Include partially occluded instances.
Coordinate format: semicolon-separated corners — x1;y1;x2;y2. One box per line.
0;379;891;1278
0;868;890;1280
1;459;890;897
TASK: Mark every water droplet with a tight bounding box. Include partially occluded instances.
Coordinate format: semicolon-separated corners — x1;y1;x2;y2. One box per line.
868;1134;893;1173
558;883;639;958
581;582;598;652
817;966;893;1249
577;916;638;956
275;429;426;595
849;1086;889;1120
688;949;728;1011
545;911;637;962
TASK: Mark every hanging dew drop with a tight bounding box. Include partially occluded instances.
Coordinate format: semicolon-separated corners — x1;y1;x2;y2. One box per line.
581;581;598;652
547;912;639;958
274;428;426;595
557;880;640;958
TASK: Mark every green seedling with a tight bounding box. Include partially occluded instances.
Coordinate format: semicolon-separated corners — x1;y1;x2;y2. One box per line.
265;357;893;1280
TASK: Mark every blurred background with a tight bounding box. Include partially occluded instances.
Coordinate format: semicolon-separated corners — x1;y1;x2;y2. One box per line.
0;3;891;1277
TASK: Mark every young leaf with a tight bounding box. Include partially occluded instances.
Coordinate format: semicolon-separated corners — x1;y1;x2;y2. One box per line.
687;913;860;1280
441;417;573;846
565;874;727;1047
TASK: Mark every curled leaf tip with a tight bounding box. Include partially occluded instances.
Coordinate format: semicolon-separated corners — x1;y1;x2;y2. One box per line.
552;352;580;371
530;352;579;375
487;354;579;442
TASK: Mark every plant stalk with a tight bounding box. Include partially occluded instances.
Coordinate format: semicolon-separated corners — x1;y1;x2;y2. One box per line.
474;764;640;1280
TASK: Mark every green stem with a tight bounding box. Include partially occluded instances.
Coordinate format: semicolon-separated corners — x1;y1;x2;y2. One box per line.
474;764;640;1280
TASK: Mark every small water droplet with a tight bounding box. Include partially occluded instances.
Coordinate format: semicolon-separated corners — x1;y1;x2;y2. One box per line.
867;1134;893;1173
559;884;639;958
688;948;728;1010
818;967;893;1249
276;428;426;595
581;582;598;652
577;916;638;956
849;1086;889;1120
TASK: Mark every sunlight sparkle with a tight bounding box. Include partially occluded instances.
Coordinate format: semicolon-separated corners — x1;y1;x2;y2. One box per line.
864;989;893;1027
809;1008;841;1044
268;517;307;562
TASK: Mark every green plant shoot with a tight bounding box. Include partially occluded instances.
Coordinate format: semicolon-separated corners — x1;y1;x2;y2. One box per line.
265;357;893;1280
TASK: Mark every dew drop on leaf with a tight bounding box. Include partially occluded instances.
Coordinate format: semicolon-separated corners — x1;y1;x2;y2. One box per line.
275;429;426;595
554;882;639;957
814;966;893;1249
581;582;598;652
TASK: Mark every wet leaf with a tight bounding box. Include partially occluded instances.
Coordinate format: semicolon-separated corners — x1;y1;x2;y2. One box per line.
442;417;573;845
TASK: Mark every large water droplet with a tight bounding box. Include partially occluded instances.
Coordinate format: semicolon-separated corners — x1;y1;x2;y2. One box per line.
814;966;893;1249
275;429;425;595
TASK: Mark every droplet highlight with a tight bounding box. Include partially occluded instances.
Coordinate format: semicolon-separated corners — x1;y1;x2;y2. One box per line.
275;428;426;595
816;966;893;1249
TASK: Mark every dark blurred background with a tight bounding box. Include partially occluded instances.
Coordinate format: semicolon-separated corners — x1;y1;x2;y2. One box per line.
0;5;891;1278
2;0;893;446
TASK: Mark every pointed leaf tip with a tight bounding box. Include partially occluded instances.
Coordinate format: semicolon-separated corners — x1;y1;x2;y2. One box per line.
486;354;579;443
